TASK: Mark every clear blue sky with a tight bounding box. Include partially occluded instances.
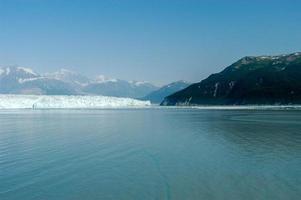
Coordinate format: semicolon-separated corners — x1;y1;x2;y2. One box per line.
0;0;300;85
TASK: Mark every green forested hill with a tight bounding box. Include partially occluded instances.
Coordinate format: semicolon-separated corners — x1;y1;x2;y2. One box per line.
161;52;301;105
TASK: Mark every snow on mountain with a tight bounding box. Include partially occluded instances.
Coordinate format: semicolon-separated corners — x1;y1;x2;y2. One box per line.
0;66;78;95
44;68;91;86
0;95;151;109
20;78;79;95
1;66;38;78
83;77;159;98
5;67;10;75
0;66;40;94
129;80;149;86
0;68;5;76
94;75;118;83
0;66;158;98
16;67;38;76
18;77;45;84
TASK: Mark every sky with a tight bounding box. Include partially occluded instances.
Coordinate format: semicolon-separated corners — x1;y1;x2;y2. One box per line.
0;0;301;85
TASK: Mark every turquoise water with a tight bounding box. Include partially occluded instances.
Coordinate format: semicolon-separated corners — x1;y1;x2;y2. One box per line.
0;108;301;200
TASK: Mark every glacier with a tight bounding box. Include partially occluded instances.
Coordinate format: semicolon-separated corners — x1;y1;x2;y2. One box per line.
0;95;151;109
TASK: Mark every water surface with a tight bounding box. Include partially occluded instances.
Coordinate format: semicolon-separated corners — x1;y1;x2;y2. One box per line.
0;108;300;200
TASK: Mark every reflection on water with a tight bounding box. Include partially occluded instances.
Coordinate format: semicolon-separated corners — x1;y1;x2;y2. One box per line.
0;109;300;200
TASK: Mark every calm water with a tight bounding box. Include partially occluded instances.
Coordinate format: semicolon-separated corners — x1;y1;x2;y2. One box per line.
0;108;301;200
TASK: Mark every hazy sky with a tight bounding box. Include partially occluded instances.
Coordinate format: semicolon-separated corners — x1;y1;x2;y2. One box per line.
0;0;300;85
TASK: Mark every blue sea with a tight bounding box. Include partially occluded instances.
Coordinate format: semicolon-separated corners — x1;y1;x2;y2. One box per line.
0;108;301;200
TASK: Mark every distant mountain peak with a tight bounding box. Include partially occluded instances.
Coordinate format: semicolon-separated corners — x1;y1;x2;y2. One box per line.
47;68;80;77
129;80;153;87
16;67;38;76
141;80;190;103
83;76;158;98
0;66;38;75
94;75;118;83
59;68;75;73
0;66;39;78
45;68;91;86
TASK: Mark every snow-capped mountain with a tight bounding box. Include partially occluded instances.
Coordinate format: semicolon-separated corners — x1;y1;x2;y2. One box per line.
0;66;38;80
0;66;158;98
0;66;78;95
94;75;118;83
83;76;159;98
44;69;91;86
141;80;190;103
0;66;39;94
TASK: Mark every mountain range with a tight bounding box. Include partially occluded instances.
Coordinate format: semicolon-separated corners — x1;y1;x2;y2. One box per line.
83;76;158;99
3;51;301;105
0;67;159;98
161;52;301;105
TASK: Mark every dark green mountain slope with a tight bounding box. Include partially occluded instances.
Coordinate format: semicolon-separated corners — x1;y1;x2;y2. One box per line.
161;52;301;105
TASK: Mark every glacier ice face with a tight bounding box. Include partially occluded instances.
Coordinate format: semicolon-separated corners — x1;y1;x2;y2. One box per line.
0;95;151;109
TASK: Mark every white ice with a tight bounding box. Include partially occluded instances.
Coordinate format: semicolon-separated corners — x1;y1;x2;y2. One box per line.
0;95;151;109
